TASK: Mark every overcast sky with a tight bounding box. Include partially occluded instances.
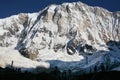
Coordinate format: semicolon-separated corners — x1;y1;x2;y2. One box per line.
0;0;120;18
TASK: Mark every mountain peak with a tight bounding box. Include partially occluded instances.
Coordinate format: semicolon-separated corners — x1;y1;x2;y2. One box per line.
0;1;120;73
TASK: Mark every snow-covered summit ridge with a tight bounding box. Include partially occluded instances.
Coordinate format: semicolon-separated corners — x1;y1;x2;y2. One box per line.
0;1;120;73
16;1;120;53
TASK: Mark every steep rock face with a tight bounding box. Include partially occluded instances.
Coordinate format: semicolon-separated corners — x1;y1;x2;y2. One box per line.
0;1;120;73
15;2;120;55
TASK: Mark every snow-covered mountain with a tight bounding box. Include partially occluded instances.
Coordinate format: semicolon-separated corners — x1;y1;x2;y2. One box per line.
0;1;120;73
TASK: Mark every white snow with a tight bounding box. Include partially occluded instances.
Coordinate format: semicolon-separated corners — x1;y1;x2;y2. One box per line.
0;1;120;73
0;47;50;72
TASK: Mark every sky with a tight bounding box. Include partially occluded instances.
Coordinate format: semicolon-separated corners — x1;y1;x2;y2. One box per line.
0;0;120;18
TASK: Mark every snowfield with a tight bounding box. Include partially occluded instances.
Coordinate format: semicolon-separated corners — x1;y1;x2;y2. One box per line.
0;1;120;74
0;47;50;73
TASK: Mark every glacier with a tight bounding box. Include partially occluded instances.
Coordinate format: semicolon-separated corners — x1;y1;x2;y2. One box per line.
0;1;120;74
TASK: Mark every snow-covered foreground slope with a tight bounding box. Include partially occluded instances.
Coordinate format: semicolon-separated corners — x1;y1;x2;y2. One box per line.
0;1;120;73
0;47;50;73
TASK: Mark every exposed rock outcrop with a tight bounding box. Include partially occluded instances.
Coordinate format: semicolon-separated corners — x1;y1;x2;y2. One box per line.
0;2;120;73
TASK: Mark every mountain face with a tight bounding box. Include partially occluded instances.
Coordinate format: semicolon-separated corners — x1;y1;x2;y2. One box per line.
0;2;120;73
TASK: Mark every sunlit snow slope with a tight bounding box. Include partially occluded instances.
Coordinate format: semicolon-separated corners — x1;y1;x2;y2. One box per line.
0;1;120;73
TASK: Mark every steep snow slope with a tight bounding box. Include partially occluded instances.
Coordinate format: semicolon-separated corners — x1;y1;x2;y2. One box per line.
0;1;120;73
